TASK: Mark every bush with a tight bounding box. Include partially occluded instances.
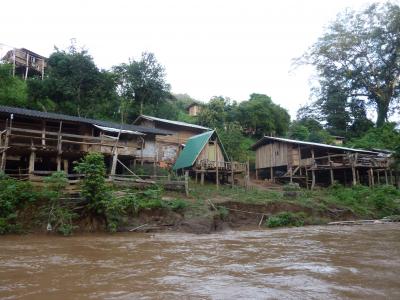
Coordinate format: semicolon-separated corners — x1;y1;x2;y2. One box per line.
74;152;110;214
266;212;306;228
44;171;78;236
0;173;38;234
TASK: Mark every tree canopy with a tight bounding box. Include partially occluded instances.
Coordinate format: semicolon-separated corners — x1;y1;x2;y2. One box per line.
300;2;400;127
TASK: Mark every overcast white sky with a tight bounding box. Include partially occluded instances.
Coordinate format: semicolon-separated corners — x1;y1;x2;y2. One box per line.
0;0;390;119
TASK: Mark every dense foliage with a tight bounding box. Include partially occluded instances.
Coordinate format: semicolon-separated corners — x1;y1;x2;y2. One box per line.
299;2;400;128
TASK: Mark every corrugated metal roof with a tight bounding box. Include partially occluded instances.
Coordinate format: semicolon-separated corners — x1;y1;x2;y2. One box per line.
93;124;144;136
251;136;378;154
172;131;214;170
136;115;210;131
0;105;172;135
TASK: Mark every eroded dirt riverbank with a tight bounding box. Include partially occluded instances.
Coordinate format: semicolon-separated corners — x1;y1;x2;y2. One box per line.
1;224;399;299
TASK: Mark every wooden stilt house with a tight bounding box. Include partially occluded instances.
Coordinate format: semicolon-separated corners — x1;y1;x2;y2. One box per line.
0;106;171;180
251;136;395;188
173;130;247;186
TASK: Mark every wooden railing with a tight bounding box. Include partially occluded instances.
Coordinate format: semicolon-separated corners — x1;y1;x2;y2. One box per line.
308;153;391;170
0;126;137;153
196;159;247;172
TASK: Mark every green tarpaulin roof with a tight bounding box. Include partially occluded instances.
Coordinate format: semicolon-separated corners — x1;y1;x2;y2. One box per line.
173;130;214;170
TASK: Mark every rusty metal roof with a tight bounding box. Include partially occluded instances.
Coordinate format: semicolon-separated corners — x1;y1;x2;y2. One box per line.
251;136;378;154
0;105;172;135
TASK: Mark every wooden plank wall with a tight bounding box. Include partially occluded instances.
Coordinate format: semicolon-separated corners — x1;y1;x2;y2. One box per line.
197;142;225;163
255;142;289;169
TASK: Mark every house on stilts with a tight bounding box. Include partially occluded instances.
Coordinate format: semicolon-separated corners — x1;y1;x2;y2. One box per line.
251;136;395;189
0;105;172;180
173;130;248;186
133;115;210;167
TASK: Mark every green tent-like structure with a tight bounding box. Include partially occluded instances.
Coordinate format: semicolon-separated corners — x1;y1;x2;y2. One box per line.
172;130;228;171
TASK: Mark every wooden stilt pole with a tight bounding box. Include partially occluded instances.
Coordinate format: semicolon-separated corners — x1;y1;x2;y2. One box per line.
255;168;258;180
200;167;204;185
370;168;375;187
270;166;274;182
390;170;394;185
215;140;219;190
184;170;189;196
311;149;316;190
385;170;388;185
231;162;234;188
377;170;380;185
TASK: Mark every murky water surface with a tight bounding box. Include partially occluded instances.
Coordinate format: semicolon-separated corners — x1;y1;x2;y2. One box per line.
1;225;399;299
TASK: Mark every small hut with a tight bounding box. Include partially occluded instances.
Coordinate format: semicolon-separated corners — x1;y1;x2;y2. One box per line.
251;136;394;188
173;130;247;186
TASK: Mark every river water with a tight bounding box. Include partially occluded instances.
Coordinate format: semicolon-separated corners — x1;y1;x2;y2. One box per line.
1;224;399;299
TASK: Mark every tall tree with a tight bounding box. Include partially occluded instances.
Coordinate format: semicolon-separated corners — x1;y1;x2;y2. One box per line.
44;44;120;119
113;52;170;120
300;2;400;127
236;93;290;137
0;63;28;107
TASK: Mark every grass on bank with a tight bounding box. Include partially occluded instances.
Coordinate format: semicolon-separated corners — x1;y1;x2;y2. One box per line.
1;169;400;234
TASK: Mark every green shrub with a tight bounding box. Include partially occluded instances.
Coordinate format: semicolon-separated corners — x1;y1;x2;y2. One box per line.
165;199;188;211
217;206;229;220
283;183;301;192
74;152;110;214
44;171;78;236
0;173;38;234
266;212;306;228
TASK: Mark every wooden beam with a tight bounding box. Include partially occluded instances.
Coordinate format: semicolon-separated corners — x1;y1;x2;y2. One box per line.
231;161;234;188
215;139;219;190
385;170;388;185
184;170;189;196
370;168;375;187
311;148;316;190
28;150;35;174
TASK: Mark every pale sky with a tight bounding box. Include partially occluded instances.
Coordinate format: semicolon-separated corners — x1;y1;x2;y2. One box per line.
0;0;391;119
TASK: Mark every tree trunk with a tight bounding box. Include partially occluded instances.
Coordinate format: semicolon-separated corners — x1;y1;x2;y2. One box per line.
376;97;389;127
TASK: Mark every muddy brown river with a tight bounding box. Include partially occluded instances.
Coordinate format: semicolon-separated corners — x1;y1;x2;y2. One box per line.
1;225;399;299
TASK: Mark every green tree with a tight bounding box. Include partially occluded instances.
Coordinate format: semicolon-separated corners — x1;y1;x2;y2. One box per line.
44;44;120;119
0;64;28;107
236;93;290;137
73;153;109;216
113;52;171;120
197;96;228;129
300;2;400;127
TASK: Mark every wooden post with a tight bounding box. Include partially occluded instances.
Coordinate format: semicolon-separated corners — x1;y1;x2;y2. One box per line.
25;52;29;80
352;166;357;186
41;120;46;147
377;170;380;185
200;168;204;185
28;150;36;174
255;168;258;180
245;160;250;190
56;155;62;171
368;168;371;187
385;170;388;185
63;159;69;173
298;146;302;176
184;170;189;196
195;171;198;183
231;161;234;188
328;154;334;185
215;140;219;190
352;153;357;186
311;148;316;190
0;128;10;172
370;168;375;187
390;170;394;185
111;149;118;175
270;166;274;182
305;168;309;189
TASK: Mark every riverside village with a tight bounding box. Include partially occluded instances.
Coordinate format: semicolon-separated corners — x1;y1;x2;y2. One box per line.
1;1;400;299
